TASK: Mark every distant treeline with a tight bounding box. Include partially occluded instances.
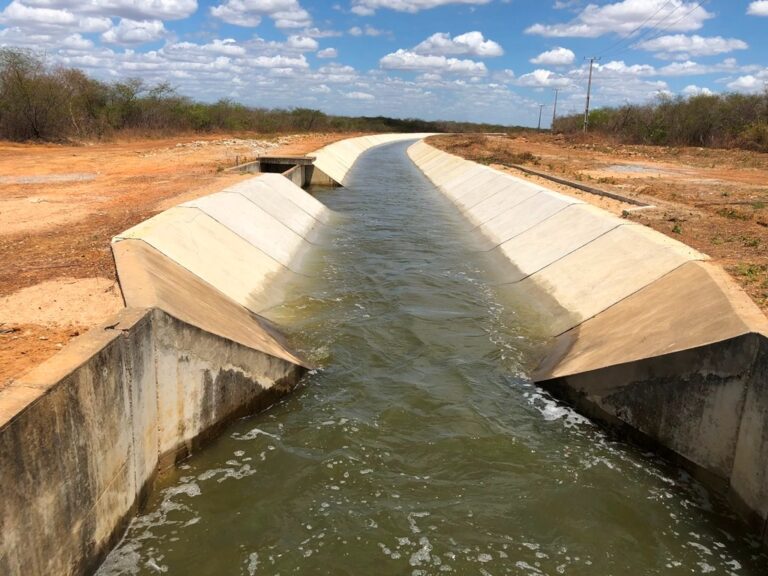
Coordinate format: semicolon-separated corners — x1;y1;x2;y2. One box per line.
0;48;518;142
554;91;768;151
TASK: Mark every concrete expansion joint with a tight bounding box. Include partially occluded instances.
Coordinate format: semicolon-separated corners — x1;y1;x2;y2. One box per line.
487;223;626;288
468;191;546;233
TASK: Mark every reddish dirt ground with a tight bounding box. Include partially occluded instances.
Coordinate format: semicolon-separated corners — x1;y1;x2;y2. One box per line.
0;132;357;388
429;132;768;316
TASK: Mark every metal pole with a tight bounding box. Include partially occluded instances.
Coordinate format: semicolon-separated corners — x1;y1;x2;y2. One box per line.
552;88;560;130
537;104;545;130
583;57;599;133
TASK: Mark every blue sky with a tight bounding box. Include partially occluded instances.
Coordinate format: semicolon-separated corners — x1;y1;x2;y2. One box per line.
1;0;766;126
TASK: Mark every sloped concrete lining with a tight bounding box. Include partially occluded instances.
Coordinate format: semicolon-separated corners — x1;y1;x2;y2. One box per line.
407;139;768;541
0;308;304;576
184;192;309;271
456;174;533;213
480;190;582;247
114;207;293;314
113;172;332;319
493;204;625;283
109;240;304;366
308;133;433;185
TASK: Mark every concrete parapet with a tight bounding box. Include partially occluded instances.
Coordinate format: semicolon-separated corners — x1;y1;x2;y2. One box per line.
407;139;768;538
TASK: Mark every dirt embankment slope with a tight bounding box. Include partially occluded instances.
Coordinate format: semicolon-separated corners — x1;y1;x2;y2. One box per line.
0;132;355;388
428;133;768;316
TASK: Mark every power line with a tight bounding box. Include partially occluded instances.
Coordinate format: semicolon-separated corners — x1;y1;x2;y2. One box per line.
609;0;709;60
537;103;546;130
595;0;677;58
633;0;709;46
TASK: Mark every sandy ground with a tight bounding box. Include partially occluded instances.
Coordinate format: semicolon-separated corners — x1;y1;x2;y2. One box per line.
429;133;768;317
0;132;355;388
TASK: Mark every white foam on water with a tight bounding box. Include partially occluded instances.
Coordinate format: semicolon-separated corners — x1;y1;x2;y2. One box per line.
232;427;280;441
246;552;259;575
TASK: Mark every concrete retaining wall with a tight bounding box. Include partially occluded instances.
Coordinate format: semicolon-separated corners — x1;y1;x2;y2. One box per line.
0;308;303;576
408;140;768;542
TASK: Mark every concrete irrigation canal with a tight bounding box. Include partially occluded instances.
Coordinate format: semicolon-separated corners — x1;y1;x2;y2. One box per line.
1;135;768;575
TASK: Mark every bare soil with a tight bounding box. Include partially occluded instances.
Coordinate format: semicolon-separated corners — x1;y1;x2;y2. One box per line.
0;132;356;388
428;133;768;317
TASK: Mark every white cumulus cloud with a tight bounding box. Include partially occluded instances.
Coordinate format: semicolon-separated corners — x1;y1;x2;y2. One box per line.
11;0;197;20
350;0;490;16
380;49;487;75
726;74;766;92
285;34;318;51
635;34;748;59
0;1;112;33
250;54;309;68
747;1;768;16
516;68;571;87
345;90;374;99
682;84;713;96
101;18;166;45
413;31;503;57
530;46;574;66
526;0;712;38
210;0;311;29
317;47;337;58
595;59;655;76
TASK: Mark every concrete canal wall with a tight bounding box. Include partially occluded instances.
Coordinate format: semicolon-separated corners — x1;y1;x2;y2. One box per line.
407;139;768;542
308;133;433;185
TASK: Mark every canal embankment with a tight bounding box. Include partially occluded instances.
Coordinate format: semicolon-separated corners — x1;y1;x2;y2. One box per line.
408;139;768;542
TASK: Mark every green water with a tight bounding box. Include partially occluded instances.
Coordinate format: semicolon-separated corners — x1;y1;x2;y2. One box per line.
97;142;766;576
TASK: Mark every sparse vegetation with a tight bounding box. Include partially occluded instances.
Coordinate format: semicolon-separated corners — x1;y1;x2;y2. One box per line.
427;133;539;166
717;207;752;220
554;91;768;152
0;48;520;142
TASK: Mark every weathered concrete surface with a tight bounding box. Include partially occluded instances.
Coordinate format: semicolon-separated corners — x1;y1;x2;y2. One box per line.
731;335;768;542
0;308;304;576
407;139;768;539
457;176;535;214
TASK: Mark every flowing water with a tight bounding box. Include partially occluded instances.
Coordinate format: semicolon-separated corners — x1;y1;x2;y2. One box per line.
98;141;767;576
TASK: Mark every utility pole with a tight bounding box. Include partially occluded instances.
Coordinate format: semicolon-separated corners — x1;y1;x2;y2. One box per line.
551;88;560;131
583;57;599;133
537;104;545;131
